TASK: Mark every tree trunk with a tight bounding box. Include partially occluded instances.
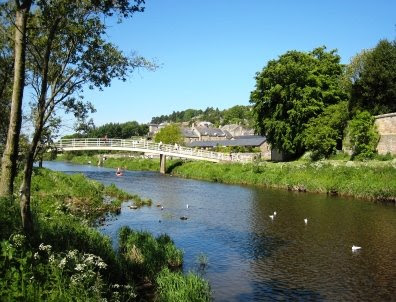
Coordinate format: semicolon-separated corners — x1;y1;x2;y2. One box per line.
20;11;58;234
0;3;31;197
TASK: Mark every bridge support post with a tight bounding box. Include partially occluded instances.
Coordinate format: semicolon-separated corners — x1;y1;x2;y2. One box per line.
160;154;166;174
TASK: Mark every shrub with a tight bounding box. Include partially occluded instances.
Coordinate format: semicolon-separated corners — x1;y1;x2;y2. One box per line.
304;102;349;160
347;111;379;160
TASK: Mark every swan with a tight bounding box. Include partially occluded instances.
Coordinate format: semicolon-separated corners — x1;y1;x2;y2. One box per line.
352;245;361;251
304;218;308;224
269;215;274;220
273;211;277;216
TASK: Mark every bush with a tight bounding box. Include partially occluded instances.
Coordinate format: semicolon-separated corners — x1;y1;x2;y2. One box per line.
156;268;211;302
304;102;349;160
347;111;379;160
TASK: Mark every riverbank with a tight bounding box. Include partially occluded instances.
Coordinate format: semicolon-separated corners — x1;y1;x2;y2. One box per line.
0;168;210;301
57;154;396;202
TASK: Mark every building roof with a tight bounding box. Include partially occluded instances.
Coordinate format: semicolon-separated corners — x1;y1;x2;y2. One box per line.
186;136;266;148
181;127;199;138
194;126;226;137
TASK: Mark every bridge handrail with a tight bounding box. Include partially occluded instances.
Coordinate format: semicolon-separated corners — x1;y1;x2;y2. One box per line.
54;138;253;163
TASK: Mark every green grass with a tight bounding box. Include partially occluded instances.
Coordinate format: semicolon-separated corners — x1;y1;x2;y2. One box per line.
56;153;182;172
118;227;183;280
55;153;396;202
171;160;396;202
156;268;211;302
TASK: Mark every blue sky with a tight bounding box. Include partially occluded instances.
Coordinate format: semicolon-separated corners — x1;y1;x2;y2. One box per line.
81;0;396;126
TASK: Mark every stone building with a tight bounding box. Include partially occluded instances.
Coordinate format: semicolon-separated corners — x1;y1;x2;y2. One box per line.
375;112;396;155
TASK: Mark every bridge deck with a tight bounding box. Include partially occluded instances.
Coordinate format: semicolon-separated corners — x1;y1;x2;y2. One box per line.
54;138;255;163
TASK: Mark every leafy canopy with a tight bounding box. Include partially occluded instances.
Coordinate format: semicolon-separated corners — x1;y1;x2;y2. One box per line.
349;39;396;115
304;101;349;160
154;124;183;145
250;46;348;158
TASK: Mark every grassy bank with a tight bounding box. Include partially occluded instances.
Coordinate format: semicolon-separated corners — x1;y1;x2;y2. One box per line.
0;168;210;301
56;153;396;202
172;160;396;202
56;153;167;172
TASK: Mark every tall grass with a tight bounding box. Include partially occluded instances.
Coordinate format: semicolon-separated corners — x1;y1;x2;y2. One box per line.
172;160;396;202
118;226;183;280
156;268;211;302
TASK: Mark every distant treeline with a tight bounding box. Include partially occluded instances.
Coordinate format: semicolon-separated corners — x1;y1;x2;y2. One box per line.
150;105;254;127
64;121;148;139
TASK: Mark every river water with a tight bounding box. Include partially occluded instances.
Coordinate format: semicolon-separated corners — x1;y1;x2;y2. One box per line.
43;161;396;301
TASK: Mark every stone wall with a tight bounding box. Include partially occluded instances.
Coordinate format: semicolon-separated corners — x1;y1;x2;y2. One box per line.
259;142;271;160
375;113;396;155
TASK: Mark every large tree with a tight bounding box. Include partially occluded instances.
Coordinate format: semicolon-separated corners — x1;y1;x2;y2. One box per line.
350;39;396;115
250;47;348;158
15;0;148;234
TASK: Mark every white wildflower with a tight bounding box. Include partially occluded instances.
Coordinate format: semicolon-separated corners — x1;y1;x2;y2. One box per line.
39;243;52;253
75;263;86;272
59;258;67;269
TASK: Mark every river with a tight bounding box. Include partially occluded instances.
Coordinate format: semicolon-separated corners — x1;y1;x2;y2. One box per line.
43;161;396;301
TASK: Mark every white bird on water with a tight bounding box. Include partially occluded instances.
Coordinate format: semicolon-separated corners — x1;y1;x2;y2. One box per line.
186;204;189;209
269;215;274;220
352;245;361;251
273;211;277;216
304;218;308;225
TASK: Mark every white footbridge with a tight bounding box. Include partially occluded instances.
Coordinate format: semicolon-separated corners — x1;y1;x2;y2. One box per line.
54;138;255;173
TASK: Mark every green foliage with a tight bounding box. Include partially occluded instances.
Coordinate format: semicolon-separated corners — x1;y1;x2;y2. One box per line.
118;227;183;279
304;101;349;160
0;235;136;302
150;105;253;127
172;160;396;202
156;268;211;302
348;111;379;160
250;46;348;158
154;124;184;144
214;145;261;153
82;121;149;139
350;39;396;115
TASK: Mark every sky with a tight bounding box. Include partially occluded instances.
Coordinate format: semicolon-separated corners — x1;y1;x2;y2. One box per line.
80;0;396;127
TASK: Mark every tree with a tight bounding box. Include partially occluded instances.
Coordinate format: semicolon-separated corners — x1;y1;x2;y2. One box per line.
16;0;148;234
250;47;348;158
350;39;396;115
0;18;13;147
222;105;253;126
0;0;33;197
154;124;183;145
304;101;349;160
347;111;379;160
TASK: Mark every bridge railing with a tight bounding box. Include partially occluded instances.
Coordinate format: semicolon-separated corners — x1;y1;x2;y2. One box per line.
54;138;255;163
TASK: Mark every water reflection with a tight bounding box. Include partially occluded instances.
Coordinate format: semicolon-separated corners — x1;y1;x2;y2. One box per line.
43;161;396;301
